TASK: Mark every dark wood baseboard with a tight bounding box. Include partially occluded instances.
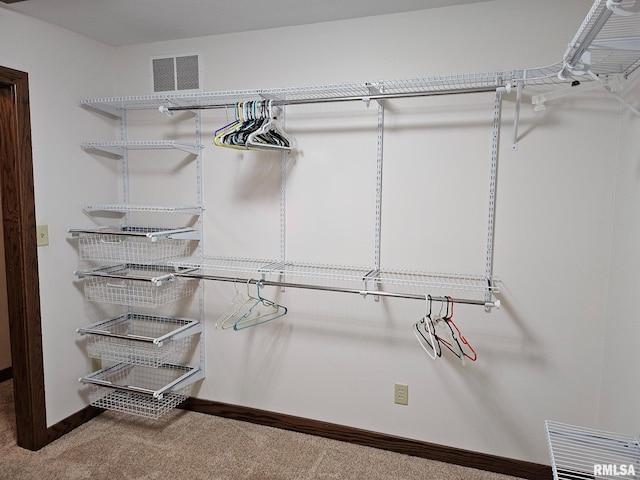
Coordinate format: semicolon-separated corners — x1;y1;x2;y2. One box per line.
0;366;12;383
180;398;552;480
44;405;104;446
1;369;103;451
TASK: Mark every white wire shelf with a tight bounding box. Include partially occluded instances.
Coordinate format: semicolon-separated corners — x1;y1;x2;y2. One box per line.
562;0;640;79
78;73;516;114
81;70;590;117
171;256;499;295
375;268;498;293
77;313;201;367
79;264;199;308
82;362;201;419
82;204;202;215
546;420;640;479
81;140;202;156
71;226;198;263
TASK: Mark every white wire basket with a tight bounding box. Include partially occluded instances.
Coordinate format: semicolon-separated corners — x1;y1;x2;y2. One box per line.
76;226;193;263
83;363;199;419
83;265;197;308
546;420;640;480
78;313;201;367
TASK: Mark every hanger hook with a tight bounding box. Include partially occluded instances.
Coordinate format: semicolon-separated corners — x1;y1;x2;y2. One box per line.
256;279;268;301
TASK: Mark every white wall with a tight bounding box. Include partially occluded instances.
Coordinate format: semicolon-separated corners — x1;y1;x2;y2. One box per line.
599;71;640;433
0;7;120;425
108;0;624;465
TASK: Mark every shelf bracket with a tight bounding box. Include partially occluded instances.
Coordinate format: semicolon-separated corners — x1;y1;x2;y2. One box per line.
365;83;385;108
531;74;624;111
362;269;381;302
80;102;124;119
512;79;524;151
81;144;125;157
535;72;640;117
588;71;640;117
173;142;202;155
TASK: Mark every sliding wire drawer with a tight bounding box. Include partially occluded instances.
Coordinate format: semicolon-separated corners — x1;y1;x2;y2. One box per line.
79;264;198;308
77;313;201;367
81;363;201;419
70;225;197;263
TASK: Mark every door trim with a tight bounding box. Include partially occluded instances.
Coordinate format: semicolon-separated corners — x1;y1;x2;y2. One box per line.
0;65;103;451
0;65;49;450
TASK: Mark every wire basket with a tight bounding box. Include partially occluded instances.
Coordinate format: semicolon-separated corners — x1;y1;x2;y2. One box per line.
85;363;198;419
80;314;200;367
78;226;192;263
84;265;197;308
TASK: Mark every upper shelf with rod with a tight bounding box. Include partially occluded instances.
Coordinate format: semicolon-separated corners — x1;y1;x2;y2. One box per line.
79;73;520;116
171;256;500;294
167;256;501;309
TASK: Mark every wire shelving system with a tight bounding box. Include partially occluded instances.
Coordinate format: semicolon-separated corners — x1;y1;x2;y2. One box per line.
73;0;640;416
80;72;524;309
77;15;640;308
73;97;206;419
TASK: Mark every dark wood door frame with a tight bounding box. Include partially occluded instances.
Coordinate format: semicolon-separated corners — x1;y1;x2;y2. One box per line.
0;65;101;451
0;65;48;450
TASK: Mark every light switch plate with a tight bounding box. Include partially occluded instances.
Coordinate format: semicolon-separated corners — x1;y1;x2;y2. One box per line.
36;224;49;246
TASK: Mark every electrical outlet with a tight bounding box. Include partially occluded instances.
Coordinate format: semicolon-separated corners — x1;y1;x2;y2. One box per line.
394;383;408;405
36;224;49;247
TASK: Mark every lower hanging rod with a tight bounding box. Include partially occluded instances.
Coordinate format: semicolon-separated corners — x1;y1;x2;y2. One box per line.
163;85;505;113
175;272;500;309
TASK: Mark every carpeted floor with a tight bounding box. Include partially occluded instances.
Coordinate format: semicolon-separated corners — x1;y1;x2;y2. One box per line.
0;380;522;480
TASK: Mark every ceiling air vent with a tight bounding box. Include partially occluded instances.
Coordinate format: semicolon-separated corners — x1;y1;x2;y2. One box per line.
151;54;201;93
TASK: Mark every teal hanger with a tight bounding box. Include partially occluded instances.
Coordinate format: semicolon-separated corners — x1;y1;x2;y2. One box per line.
233;279;288;331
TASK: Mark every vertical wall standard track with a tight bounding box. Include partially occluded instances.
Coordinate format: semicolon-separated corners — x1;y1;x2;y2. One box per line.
485;89;503;305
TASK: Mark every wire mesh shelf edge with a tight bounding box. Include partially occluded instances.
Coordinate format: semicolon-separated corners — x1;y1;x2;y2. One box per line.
82;363;201;419
78;313;201;367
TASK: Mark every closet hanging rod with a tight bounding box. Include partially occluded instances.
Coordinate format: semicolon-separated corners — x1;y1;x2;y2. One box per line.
175;271;500;309
161;85;505;113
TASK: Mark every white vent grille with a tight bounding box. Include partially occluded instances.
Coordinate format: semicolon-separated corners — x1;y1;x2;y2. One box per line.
152;57;175;92
151;54;200;92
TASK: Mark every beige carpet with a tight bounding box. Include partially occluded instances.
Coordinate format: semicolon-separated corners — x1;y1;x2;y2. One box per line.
0;380;522;480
